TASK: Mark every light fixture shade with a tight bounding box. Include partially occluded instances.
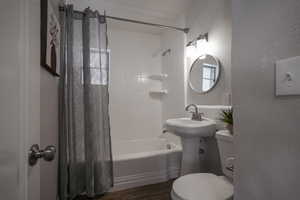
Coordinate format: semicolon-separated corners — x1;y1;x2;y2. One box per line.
186;33;208;47
186;41;193;47
186;40;197;47
196;33;208;41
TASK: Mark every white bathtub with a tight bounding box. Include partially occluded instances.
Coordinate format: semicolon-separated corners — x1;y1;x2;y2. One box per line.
111;138;182;191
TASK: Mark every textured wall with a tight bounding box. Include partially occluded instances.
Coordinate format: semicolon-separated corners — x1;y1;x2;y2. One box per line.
40;0;60;199
186;0;232;105
232;0;300;199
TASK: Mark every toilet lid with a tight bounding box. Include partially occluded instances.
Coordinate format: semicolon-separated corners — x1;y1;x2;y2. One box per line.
172;173;233;200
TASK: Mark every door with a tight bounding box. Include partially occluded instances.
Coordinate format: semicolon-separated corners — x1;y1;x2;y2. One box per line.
0;0;58;200
0;0;29;199
0;0;38;199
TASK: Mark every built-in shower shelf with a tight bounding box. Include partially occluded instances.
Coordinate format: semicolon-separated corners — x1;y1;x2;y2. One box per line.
149;90;168;95
148;74;168;81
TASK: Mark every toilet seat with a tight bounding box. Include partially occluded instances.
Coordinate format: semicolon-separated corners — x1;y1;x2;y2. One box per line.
171;173;233;200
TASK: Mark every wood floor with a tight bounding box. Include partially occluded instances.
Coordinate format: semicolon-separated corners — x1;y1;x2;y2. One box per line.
75;180;174;200
100;180;174;200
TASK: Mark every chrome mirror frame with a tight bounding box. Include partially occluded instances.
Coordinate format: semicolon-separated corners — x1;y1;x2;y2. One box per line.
188;54;221;94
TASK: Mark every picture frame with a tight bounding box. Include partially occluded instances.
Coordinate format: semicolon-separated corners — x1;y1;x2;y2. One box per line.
41;0;60;76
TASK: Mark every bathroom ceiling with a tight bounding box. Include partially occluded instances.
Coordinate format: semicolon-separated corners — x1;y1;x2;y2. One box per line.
72;0;193;34
102;0;193;20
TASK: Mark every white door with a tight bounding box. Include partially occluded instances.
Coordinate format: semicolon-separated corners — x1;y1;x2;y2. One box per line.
0;0;29;199
0;0;58;200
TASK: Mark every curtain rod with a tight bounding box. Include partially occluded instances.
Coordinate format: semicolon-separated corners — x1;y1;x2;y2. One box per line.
59;6;189;34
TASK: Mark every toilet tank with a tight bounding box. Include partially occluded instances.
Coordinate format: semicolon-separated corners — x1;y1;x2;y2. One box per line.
216;130;234;179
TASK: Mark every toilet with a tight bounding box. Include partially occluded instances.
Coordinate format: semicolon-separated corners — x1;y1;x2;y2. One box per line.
171;130;234;200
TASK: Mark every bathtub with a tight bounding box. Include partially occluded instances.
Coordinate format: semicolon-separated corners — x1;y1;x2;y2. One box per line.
111;138;182;191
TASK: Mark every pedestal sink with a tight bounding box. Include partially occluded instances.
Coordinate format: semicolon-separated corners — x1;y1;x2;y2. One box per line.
165;118;216;175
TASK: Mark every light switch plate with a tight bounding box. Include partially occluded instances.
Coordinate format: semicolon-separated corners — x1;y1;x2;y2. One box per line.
276;56;300;96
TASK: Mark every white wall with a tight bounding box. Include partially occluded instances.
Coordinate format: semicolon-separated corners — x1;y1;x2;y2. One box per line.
40;72;59;200
108;28;163;142
39;0;60;199
232;0;300;199
186;0;232;105
160;0;232;122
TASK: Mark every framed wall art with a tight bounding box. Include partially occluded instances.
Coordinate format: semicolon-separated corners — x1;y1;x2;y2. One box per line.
41;0;60;76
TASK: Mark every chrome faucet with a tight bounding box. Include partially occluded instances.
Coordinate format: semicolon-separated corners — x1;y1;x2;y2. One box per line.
185;104;203;121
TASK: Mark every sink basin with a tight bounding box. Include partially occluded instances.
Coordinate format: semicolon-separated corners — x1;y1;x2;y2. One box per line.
164;117;217;175
165;118;216;138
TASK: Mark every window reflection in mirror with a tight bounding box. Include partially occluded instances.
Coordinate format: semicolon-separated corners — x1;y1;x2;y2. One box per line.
189;54;220;94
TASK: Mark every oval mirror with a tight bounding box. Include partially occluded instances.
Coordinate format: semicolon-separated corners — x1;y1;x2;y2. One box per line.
188;54;220;93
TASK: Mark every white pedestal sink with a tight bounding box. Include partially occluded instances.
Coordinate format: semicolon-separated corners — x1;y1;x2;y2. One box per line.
165;118;216;175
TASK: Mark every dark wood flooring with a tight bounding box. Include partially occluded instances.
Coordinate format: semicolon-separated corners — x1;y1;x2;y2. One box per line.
99;180;174;200
74;180;174;200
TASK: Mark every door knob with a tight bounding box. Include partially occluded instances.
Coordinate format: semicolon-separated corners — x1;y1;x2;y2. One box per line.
29;144;56;166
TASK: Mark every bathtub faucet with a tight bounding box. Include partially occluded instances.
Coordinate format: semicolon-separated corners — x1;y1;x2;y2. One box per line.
185;104;203;121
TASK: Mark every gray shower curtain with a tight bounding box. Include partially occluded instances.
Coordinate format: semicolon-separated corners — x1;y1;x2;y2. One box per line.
59;5;113;200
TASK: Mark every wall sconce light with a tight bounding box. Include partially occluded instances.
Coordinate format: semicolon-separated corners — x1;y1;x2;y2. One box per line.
186;33;209;47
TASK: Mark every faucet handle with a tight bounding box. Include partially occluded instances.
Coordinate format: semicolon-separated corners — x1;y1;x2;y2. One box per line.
191;112;203;121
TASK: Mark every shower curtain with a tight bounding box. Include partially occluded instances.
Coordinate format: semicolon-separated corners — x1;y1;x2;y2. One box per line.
59;5;113;199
